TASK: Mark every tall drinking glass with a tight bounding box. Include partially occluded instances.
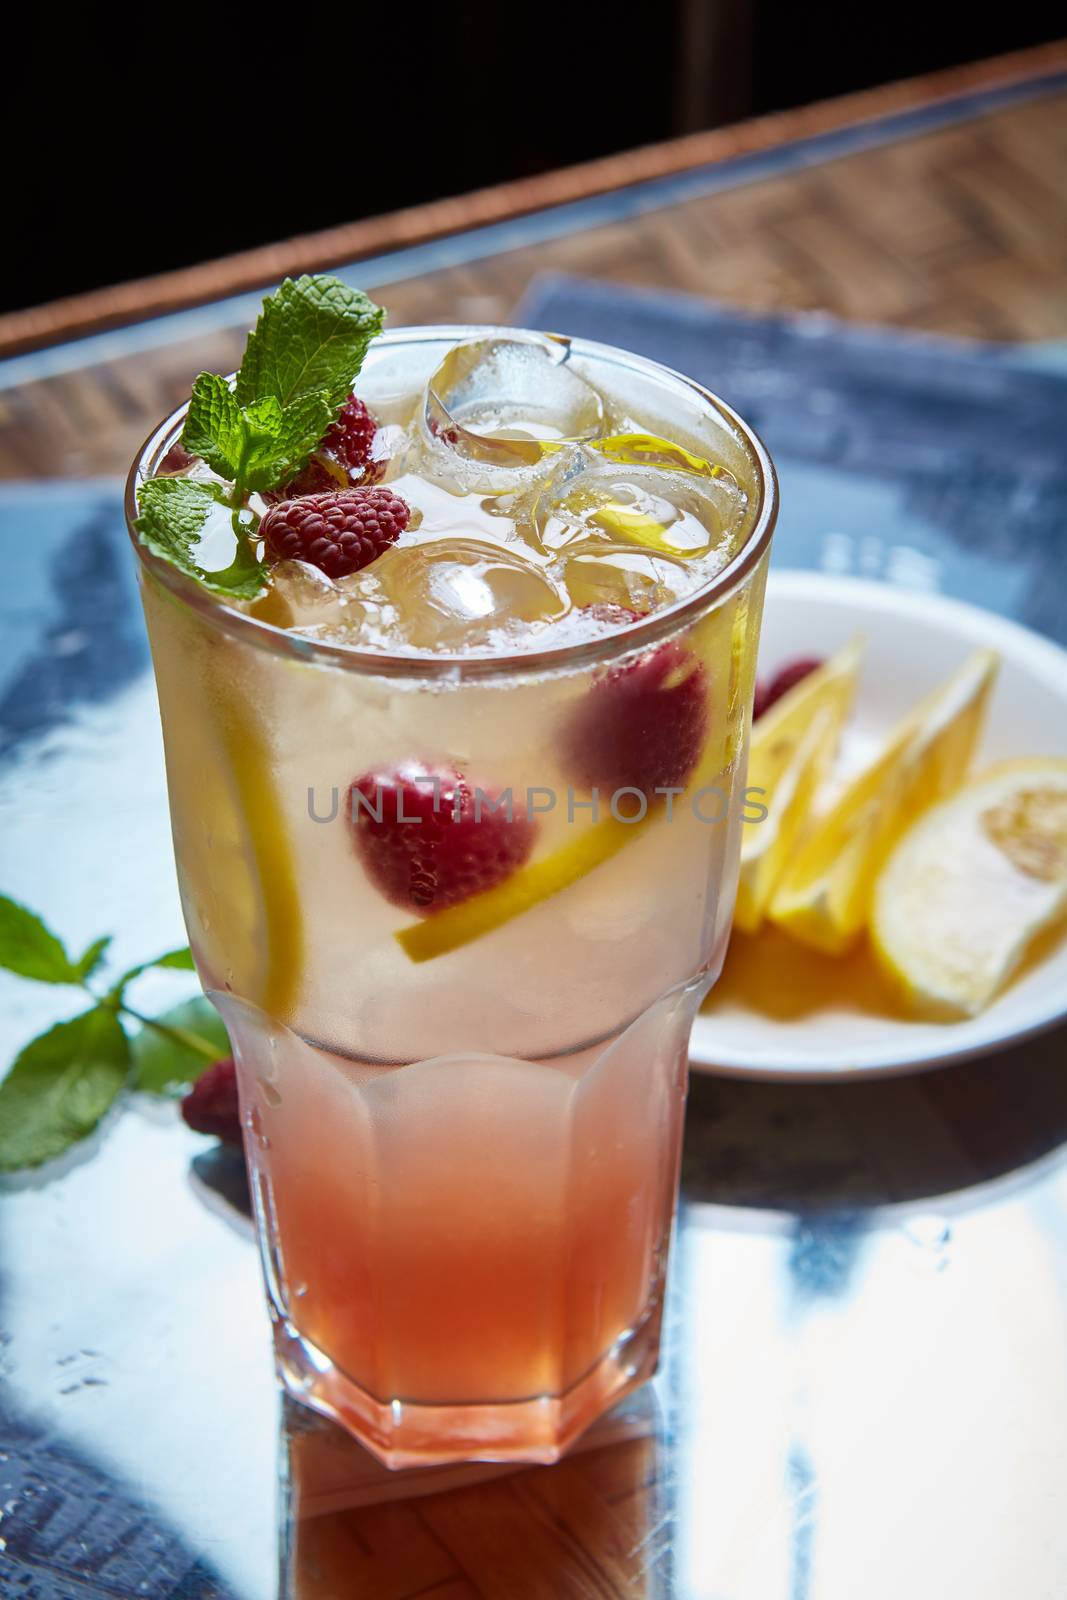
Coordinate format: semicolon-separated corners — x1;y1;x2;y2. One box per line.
126;328;777;1467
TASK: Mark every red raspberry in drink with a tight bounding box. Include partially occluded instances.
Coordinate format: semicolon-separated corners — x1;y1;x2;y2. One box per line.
260;488;411;580
268;395;385;500
563;642;708;798
348;765;537;914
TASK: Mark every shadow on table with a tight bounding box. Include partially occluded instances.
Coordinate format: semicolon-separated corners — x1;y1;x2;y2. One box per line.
681;1020;1067;1212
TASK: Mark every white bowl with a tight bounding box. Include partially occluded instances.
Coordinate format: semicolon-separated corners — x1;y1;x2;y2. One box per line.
691;571;1067;1080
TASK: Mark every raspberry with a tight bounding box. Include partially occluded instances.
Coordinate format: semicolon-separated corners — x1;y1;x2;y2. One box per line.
159;441;196;476
755;656;824;719
349;765;537;914
268;394;384;500
181;1057;242;1144
563;641;708;798
261;488;410;580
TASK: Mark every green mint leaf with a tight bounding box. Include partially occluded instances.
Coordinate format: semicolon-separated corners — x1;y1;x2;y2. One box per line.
0;1007;129;1171
181;373;246;479
0;895;80;984
242;395;283;433
240;389;335;492
235;275;383;414
135;477;267;600
112;945;196;996
181;387;334;495
74;935;112;982
130;997;229;1097
153;947;195;971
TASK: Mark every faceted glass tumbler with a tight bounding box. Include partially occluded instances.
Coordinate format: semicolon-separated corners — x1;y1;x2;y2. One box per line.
127;328;777;1467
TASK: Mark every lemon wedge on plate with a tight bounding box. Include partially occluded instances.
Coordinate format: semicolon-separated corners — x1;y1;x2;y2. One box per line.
872;760;1067;1018
769;649;999;954
734;637;863;933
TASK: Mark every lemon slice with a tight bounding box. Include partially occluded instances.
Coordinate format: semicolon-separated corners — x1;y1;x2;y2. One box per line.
769;649;999;954
211;692;304;1019
590;502;690;558
592;433;736;483
142;579;301;1020
872;760;1067;1018
734;638;862;934
397;810;655;963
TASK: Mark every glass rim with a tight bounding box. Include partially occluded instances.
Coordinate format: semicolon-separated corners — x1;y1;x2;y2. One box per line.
124;324;779;682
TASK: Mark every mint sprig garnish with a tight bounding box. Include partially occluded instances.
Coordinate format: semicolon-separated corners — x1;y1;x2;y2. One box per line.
0;894;226;1172
136;479;265;599
134;273;384;597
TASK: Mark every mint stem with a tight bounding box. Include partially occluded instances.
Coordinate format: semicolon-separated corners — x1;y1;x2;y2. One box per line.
120;1003;221;1062
87;986;220;1064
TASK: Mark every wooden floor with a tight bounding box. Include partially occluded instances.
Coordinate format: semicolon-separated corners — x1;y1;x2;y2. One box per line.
1;84;1065;484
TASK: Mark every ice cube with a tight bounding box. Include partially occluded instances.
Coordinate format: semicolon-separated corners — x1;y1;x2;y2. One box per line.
421;337;604;494
253;559;350;631
533;435;746;565
556;543;696;614
344;538;568;653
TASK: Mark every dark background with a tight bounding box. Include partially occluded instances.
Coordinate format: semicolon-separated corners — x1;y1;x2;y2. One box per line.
5;3;1060;315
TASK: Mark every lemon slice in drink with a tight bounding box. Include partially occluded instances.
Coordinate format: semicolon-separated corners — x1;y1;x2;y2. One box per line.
141;577;301;1017
396;809;655;963
152;599;303;1020
209;694;304;1020
872;760;1067;1018
734;637;862;934
768;649;999;954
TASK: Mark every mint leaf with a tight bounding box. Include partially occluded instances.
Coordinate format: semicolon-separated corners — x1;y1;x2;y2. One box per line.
0;1007;129;1170
112;945;195;996
181;382;334;496
135;477;266;600
182;373;246;479
241;389;335;491
0;895;80;984
144;275;383;594
235;276;383;414
154;947;195;971
234;389;333;494
74;935;112;982
131;997;229;1097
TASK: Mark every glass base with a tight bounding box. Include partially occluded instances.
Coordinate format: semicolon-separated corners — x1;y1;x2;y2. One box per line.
272;1299;664;1470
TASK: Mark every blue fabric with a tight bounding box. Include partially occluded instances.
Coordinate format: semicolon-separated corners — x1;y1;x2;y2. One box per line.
0;480;146;756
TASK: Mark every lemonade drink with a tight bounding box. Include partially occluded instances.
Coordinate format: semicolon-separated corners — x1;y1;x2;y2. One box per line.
129;309;776;1467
